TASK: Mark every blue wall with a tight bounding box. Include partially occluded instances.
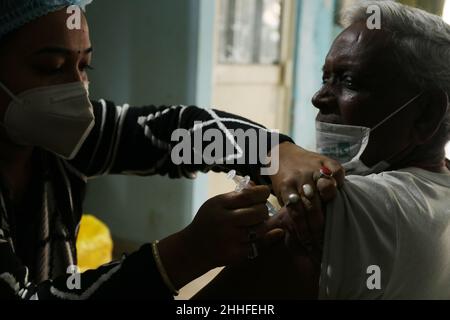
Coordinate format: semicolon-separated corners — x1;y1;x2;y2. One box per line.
189;0;216;215
84;0;214;243
291;0;337;150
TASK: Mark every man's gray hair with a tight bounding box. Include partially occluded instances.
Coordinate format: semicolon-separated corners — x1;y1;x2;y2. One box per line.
342;0;450;152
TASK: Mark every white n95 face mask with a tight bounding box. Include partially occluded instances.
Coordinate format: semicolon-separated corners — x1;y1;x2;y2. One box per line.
316;93;423;176
0;81;95;160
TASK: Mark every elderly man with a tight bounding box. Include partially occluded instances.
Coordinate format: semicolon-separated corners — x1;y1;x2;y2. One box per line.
195;1;450;300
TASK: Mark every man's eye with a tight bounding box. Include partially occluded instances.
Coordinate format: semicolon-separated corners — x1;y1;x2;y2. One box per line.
342;76;357;89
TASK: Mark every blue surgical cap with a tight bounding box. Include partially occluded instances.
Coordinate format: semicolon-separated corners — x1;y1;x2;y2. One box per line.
0;0;93;40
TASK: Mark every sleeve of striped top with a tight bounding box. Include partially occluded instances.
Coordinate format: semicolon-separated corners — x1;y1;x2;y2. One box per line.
66;99;294;182
0;227;173;300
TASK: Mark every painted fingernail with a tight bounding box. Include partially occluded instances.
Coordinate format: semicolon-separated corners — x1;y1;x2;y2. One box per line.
320;166;333;176
287;193;300;206
301;195;313;211
303;184;314;199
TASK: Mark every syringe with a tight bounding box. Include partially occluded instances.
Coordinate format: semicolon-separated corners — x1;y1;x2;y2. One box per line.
226;170;278;216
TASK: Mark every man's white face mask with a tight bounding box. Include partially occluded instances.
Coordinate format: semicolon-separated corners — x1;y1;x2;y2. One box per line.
0;81;95;160
316;93;423;176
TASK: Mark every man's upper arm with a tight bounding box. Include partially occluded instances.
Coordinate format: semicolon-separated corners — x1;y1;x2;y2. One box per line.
319;176;398;299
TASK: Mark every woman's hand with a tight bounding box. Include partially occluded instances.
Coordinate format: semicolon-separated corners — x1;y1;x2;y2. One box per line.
268;142;345;204
184;185;285;267
263;142;344;267
266;186;325;267
157;185;284;290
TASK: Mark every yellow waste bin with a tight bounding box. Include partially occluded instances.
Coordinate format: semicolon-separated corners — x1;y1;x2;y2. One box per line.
76;215;113;272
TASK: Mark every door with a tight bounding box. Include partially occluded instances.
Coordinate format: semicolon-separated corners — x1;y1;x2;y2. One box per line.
208;0;297;198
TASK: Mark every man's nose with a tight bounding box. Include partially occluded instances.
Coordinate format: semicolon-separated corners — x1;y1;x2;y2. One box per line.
312;87;338;114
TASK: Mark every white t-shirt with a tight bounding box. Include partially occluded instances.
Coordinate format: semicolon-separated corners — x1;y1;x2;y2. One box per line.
319;167;450;299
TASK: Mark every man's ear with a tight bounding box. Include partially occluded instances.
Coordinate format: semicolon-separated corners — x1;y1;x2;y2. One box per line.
412;88;449;144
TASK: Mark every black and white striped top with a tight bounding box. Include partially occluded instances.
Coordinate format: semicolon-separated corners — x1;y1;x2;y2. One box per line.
0;99;292;300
